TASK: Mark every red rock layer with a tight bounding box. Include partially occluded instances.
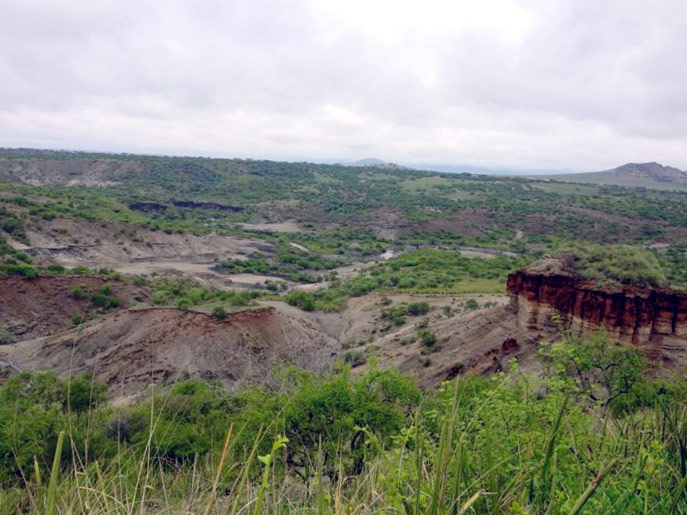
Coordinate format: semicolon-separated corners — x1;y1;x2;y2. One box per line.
507;271;687;345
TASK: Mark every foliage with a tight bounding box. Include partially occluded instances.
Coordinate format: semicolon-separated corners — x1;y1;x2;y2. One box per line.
0;338;687;512
420;331;438;350
540;332;648;413
151;277;263;309
212;306;228;320
464;298;479;309
561;244;668;287
286;249;528;312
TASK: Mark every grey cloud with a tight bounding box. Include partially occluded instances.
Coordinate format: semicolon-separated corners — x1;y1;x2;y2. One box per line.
1;0;687;170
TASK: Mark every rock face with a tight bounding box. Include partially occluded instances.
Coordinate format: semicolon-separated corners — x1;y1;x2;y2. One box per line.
172;200;243;212
507;270;687;347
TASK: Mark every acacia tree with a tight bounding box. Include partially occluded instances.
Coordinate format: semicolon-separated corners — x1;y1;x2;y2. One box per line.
540;332;646;414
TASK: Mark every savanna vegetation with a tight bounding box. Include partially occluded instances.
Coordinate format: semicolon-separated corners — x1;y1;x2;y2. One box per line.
1;334;687;513
2;149;687;266
285;249;531;312
560;244;668;288
2;149;687;513
1;149;687;301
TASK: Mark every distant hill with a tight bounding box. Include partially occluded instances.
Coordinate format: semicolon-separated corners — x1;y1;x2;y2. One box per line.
351;158;386;166
541;162;687;191
349;158;407;170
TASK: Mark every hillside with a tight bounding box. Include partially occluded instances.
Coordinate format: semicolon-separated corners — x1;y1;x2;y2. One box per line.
1;149;687;513
542;162;687;190
1;148;687;396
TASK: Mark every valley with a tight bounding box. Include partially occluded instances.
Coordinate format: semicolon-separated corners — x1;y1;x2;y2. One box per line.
1;149;687;513
1;149;687;396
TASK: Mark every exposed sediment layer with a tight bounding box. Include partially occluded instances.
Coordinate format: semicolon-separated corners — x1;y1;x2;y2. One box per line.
507;270;687;346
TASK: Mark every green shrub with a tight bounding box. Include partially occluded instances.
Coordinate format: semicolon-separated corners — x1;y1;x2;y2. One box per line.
71;314;86;325
420;331;438;349
89;292;119;309
344;350;366;367
561;244;667;287
212;306;228;320
406;301;430;315
465;299;479;310
69;285;86;299
285;291;316;311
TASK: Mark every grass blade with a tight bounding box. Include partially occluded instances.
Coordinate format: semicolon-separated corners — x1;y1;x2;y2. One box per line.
568;459;616;515
46;430;65;515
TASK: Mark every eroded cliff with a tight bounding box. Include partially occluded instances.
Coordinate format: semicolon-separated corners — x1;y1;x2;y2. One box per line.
507;268;687;353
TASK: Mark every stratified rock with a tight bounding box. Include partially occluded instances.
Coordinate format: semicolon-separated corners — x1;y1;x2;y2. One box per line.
507;269;687;346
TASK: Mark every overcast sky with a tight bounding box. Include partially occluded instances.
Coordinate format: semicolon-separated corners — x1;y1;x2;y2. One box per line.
2;0;687;172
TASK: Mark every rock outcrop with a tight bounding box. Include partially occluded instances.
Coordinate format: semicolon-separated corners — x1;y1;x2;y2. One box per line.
507;269;687;348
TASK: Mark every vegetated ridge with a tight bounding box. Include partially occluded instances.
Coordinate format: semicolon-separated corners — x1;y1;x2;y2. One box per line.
543;162;687;190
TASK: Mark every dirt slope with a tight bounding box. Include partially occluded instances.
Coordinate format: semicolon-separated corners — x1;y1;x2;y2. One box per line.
1;306;337;396
10;218;273;280
0;276;147;341
0;286;531;396
0;157;142;186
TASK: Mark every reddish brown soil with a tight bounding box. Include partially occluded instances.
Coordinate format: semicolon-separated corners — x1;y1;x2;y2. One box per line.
508;267;687;369
0;276;148;341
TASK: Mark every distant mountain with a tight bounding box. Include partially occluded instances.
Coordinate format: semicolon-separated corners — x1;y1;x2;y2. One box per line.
541;162;687;191
349;158;407;170
351;158;386;166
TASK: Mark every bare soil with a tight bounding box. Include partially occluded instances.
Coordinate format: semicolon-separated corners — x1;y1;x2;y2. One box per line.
238;221;303;233
0;282;533;397
0;276;148;341
12;218;274;277
1;306;336;396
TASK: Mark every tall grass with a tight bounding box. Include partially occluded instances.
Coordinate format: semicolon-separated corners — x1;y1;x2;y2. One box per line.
1;369;687;513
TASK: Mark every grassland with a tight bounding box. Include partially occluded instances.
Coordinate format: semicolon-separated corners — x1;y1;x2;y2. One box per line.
1;334;686;513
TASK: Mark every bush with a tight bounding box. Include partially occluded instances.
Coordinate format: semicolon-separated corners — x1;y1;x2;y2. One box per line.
1;263;38;279
0;372;109;483
406;301;430;315
561;244;668;288
344;350;366;367
90;292;120;309
420;331;438;349
71;314;86;325
69;285;87;299
62;374;107;413
212;306;228;320
465;299;479;310
285;291;316;311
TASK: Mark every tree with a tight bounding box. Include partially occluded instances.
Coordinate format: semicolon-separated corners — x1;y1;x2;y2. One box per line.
541;332;646;415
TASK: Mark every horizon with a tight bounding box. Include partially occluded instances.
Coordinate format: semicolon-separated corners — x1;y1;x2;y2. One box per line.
5;145;683;177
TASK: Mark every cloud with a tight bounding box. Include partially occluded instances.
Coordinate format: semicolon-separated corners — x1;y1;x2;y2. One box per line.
1;0;686;171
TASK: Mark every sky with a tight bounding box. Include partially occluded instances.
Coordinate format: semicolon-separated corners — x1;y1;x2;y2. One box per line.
2;0;687;172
